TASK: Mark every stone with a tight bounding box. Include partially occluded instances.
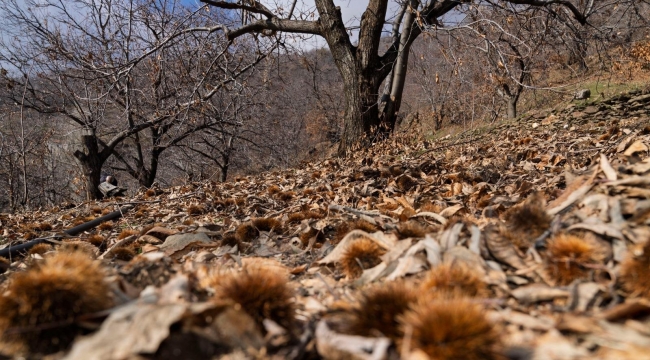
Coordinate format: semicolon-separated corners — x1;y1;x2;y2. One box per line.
98;182;127;197
574;89;591;100
159;232;212;255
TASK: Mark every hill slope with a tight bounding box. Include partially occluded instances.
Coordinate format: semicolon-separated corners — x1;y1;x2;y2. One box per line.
1;90;650;359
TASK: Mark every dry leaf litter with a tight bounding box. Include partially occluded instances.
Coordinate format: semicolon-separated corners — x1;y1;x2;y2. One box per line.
0;91;650;359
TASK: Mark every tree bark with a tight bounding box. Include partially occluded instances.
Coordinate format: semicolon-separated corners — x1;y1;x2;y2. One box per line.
507;97;518;119
338;73;383;154
312;0;391;155
220;162;228;182
74;129;104;200
380;0;420;131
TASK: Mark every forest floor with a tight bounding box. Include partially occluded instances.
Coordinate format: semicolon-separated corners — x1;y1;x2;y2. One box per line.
1;87;650;359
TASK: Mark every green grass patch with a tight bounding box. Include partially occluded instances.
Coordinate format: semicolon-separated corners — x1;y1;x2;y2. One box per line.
572;80;646;105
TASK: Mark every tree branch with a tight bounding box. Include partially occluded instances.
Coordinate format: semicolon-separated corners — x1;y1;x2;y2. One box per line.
505;0;587;24
357;0;390;69
201;0;275;19
200;0;321;40
225;18;321;40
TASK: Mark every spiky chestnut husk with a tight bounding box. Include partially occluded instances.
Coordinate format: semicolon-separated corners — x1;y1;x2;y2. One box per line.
106;246;136;261
251;217;283;232
97;221;114;231
277;191;296;201
347;281;417;340
235;223;259;242
545;234;598;286
401;298;502;360
334;220;380;244
37;223;53;231
340;237;386;279
287;210;325;224
299;228;326;248
134;208;149;219
144;189;157;198
58;240;99;258
420;263;487;298
396;174;417;192
0;251;112;355
396;221;430;239
211;264;295;332
503;193;551;250
620;240;650;298
27;243;53;256
287;212;306;223
186;205;206;215
418;201;443;214
118;229;139;240
221;233;242;248
86;235;106;248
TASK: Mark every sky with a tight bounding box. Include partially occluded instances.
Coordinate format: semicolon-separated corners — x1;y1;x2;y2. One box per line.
181;0;400;49
6;0;464;54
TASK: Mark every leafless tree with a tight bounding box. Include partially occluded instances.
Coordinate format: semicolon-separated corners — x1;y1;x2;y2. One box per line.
0;0;269;199
173;80;264;182
459;6;558;119
198;0;595;155
0;100;67;211
412;0;649;121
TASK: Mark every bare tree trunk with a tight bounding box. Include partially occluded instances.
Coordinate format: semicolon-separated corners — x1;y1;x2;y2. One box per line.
312;0;390;155
497;81;522;120
381;0;420;130
19;77;28;207
220;163;228;182
507;97;518;119
379;1;409;115
74;129;104;200
220;136;233;182
7;159;15;210
338;74;383;154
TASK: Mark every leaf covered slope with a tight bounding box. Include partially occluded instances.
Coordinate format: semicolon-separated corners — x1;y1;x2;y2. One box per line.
1;91;650;359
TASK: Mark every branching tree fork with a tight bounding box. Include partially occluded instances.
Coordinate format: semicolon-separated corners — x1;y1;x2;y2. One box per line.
200;0;591;155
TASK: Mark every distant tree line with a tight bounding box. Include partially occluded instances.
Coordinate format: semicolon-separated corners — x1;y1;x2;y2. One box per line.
0;0;648;211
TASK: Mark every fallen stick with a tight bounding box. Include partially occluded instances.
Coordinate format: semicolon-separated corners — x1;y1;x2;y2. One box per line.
0;205;133;259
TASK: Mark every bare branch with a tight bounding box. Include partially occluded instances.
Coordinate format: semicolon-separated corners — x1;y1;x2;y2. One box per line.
226;18;321;40
199;0;321;40
201;0;275;19
504;0;587;24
